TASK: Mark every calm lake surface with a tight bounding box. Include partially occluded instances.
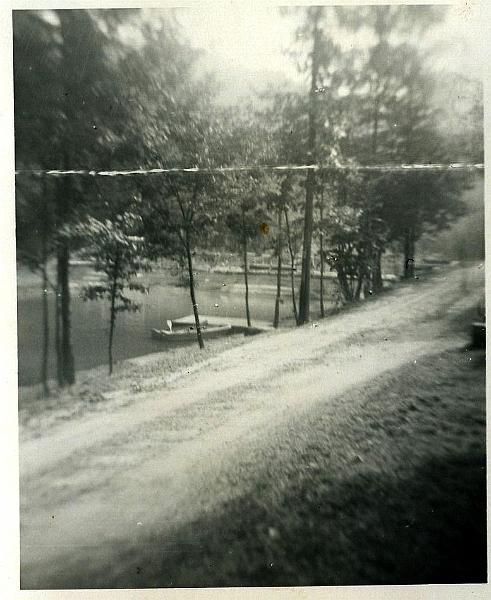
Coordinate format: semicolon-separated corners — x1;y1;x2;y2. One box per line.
17;264;336;386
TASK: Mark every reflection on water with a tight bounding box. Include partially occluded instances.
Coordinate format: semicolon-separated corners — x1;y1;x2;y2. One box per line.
17;264;335;386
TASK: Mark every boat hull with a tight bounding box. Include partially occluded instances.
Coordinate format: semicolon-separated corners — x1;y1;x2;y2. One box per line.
151;324;232;342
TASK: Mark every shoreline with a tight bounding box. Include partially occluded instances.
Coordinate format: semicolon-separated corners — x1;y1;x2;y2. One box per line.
17;274;398;407
18;332;260;436
17;261;451;391
16;267;412;398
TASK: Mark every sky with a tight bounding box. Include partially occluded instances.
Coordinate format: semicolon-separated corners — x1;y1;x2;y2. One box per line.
177;6;298;80
172;3;485;100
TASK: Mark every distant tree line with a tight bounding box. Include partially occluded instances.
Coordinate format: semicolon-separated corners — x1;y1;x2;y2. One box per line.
13;7;483;392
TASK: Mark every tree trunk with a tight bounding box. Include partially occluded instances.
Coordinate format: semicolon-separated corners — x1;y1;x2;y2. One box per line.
55;245;75;386
354;272;364;301
41;264;50;396
108;294;116;376
54;196;63;387
57;15;76;386
298;7;322;326
39;194;50;396
58;246;75;385
373;249;383;292
370;87;384;294
337;269;351;303
403;227;415;279
185;228;204;349
299;171;315;325
241;206;251;328
54;274;62;386
108;251;120;376
319;189;325;318
273;208;283;329
284;207;298;325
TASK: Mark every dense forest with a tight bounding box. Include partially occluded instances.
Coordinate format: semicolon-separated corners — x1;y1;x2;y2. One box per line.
13;7;484;392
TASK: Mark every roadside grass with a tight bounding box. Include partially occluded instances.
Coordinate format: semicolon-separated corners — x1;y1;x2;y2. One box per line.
119;347;486;587
18;334;253;435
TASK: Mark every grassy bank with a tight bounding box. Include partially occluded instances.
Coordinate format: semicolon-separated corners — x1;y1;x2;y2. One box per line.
18;334;254;437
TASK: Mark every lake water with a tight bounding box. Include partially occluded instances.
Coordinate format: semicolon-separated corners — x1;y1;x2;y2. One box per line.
17;264;336;386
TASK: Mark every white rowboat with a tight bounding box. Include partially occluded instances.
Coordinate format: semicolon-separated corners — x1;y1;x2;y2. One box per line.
151;323;232;342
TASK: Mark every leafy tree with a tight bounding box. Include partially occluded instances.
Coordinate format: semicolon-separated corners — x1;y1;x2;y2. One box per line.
315;127;352;314
70;212;149;375
225;192;257;328
365;52;470;277
265;175;297;328
315;179;327;317
162;99;230;348
169;177;216;349
50;10;133;385
324;207;365;302
283;180;304;324
296;6;324;325
224;175;271;328
14;8;206;379
282;6;357;322
113;10;200;170
16;175;58;395
335;5;446;162
371;170;468;278
335;5;468;280
261;90;317;324
14;12;63;391
317;167;375;303
217;111;277;327
14;9;139;385
113;14;228;349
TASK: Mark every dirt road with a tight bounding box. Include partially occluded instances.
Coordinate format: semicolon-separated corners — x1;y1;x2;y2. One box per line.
19;263;486;588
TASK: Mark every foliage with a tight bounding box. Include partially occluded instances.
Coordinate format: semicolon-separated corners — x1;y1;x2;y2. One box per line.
14;9;146;384
329;5;472;278
71;213;149;307
317;168;376;302
13;5;484;363
69;211;150;373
